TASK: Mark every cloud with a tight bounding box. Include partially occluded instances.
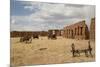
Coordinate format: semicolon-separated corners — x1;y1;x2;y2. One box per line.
11;1;95;31
24;6;34;11
11;19;16;24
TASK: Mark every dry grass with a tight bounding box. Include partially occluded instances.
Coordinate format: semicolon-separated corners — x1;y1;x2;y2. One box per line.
10;36;95;66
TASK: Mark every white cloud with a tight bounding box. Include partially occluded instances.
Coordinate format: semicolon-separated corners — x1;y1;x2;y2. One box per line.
11;2;95;31
22;2;95;18
24;6;34;11
11;19;16;24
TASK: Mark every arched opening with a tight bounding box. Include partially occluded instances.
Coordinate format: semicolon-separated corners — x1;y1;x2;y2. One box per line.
80;27;83;35
75;28;76;35
78;26;79;35
72;30;74;38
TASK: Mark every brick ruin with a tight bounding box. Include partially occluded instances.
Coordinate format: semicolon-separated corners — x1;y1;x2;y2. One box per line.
11;31;48;37
63;20;89;40
11;30;62;37
90;18;95;41
10;31;26;37
40;31;48;36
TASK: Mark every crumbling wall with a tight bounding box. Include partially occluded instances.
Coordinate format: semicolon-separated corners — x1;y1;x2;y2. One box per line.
63;20;89;40
90;18;95;41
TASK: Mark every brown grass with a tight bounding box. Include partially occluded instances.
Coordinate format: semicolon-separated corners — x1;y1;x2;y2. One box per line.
10;36;95;66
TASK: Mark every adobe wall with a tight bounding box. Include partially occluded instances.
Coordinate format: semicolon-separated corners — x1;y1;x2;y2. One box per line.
10;31;41;37
90;18;95;41
63;20;89;40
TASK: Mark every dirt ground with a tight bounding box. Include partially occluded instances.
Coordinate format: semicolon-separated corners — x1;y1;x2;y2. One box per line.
10;36;95;66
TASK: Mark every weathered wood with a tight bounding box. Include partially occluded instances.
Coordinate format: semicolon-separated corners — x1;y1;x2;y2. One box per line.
71;42;93;57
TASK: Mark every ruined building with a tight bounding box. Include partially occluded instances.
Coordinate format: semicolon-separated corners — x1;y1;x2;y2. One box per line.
63;20;89;40
39;31;48;36
10;31;41;37
11;31;33;37
90;18;95;41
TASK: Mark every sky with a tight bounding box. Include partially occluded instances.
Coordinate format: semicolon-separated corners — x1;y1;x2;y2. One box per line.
10;0;95;31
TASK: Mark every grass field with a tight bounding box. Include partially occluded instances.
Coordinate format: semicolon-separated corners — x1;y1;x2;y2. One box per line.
10;36;95;66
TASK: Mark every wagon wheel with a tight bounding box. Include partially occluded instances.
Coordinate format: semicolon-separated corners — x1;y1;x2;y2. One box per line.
88;44;93;57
